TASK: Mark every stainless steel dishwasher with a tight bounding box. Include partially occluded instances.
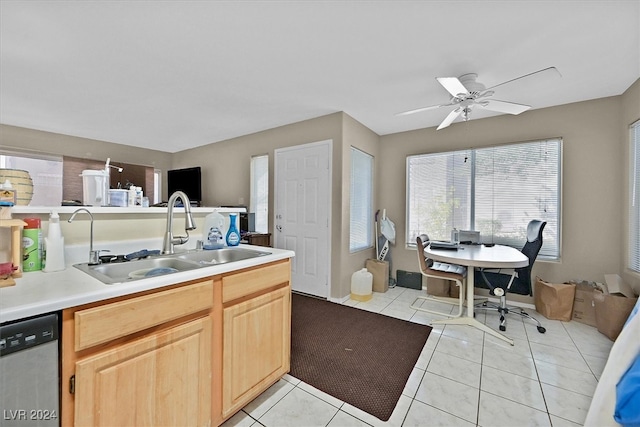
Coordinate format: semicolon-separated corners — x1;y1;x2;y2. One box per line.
0;313;59;427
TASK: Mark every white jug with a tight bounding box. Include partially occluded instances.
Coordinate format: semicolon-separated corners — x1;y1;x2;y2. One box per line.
351;268;373;302
81;170;108;206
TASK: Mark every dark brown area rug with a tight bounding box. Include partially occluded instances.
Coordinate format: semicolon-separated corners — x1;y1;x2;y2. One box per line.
290;293;432;421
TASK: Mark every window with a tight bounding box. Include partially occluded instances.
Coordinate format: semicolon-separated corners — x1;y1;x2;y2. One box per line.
350;147;374;252
0;151;63;206
407;139;562;259
1;150;160;206
250;155;269;233
630;120;640;272
154;169;162;204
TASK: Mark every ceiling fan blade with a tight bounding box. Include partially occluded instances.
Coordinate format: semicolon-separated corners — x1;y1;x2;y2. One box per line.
484;66;561;91
396;102;456;116
436;77;469;98
480;99;531;115
437;108;463;130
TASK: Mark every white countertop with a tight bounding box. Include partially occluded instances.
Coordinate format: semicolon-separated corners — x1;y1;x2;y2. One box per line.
9;206;246;215
0;244;294;324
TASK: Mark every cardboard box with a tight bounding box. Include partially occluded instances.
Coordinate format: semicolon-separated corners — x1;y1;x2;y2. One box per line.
365;259;389;293
603;274;636;298
534;277;576;321
426;278;449;296
593;275;638;341
571;281;602;327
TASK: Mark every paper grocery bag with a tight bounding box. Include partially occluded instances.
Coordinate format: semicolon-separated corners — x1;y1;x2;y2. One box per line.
593;292;638;340
534;277;576;321
365;259;389;293
571;282;598;326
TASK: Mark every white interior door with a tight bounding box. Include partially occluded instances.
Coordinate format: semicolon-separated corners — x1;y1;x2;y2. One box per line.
274;140;331;298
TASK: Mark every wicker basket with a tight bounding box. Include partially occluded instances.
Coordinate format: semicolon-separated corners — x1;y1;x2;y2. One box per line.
0;169;34;205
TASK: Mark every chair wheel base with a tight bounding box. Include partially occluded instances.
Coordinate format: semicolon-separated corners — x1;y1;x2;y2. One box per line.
537;326;546;334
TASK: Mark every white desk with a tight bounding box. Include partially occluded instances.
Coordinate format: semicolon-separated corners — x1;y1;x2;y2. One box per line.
424;243;528;345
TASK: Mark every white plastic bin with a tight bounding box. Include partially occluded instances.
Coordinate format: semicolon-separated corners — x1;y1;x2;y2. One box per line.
81;170;108;206
351;268;373;302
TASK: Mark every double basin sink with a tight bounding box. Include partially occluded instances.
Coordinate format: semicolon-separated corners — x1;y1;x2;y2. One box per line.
74;247;271;285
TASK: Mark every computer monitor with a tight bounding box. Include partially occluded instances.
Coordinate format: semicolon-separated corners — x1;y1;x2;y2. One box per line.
167;167;202;206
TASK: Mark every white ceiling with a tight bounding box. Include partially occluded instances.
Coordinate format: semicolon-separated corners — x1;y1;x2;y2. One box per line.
1;1;639;153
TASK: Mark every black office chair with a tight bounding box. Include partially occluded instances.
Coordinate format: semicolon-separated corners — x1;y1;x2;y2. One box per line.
474;220;547;334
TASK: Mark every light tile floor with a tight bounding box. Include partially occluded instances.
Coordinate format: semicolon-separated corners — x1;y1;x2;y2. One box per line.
221;287;613;427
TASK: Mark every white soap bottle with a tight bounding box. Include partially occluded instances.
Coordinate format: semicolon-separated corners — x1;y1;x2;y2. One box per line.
202;210;225;249
43;210;66;272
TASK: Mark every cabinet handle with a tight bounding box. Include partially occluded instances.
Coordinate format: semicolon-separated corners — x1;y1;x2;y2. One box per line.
69;375;75;395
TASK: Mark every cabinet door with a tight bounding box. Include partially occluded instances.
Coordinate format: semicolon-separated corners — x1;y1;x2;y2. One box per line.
222;286;290;416
74;317;212;427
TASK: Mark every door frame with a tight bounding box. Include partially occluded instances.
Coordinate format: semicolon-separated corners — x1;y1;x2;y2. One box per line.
273;139;332;298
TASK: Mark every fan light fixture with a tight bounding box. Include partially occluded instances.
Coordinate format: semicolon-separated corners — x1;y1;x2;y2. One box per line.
397;67;561;130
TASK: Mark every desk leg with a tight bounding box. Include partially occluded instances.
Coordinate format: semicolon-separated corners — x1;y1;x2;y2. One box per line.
431;268;514;346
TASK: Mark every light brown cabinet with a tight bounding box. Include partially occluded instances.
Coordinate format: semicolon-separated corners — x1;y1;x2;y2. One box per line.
61;280;214;427
75;317;211;426
222;286;290;417
214;259;292;421
61;259;291;427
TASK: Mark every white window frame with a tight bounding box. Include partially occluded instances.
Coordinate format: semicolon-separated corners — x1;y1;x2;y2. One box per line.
630;120;640;273
406;139;562;259
250;154;269;233
0;149;63;207
349;147;374;253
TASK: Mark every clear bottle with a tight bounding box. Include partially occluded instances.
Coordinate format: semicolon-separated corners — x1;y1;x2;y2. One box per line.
43;210;65;272
226;214;241;247
203;211;225;249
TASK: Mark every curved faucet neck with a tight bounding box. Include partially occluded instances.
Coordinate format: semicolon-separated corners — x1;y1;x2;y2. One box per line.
163;191;196;254
68;208;98;264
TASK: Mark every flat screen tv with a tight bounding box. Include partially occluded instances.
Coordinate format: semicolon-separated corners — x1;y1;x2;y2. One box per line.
167;166;202;206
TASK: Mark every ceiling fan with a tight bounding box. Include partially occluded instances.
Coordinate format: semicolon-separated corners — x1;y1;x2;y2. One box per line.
397;66;560;130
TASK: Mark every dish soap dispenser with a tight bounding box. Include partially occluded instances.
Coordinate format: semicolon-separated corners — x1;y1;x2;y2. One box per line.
225;213;241;247
203;210;225;250
43;210;66;272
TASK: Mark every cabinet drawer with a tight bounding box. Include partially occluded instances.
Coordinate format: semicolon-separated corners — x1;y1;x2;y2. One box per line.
74;280;213;351
222;261;290;303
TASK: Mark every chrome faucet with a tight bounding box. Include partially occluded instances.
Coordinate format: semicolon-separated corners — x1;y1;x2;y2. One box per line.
162;191;196;254
68;208;100;265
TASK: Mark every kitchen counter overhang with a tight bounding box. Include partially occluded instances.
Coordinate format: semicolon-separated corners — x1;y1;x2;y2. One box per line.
0;245;295;323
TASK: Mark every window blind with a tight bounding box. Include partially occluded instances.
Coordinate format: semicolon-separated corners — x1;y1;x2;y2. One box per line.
475;140;561;258
406;139;561;259
630;120;640;272
250;155;269;233
350;147;373;252
407;150;471;242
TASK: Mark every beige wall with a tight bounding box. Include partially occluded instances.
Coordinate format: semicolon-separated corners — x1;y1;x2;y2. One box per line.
620;79;640;290
172;112;350;299
2;78;639;298
380;79;640;296
0;124;172;174
0;124;176;246
340;114;380;298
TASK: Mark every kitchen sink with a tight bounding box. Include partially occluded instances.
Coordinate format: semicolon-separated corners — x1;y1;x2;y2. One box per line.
176;247;271;265
74;257;204;285
74;247;271;284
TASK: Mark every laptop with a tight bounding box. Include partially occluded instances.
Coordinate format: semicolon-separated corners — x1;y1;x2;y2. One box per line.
429;240;459;250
